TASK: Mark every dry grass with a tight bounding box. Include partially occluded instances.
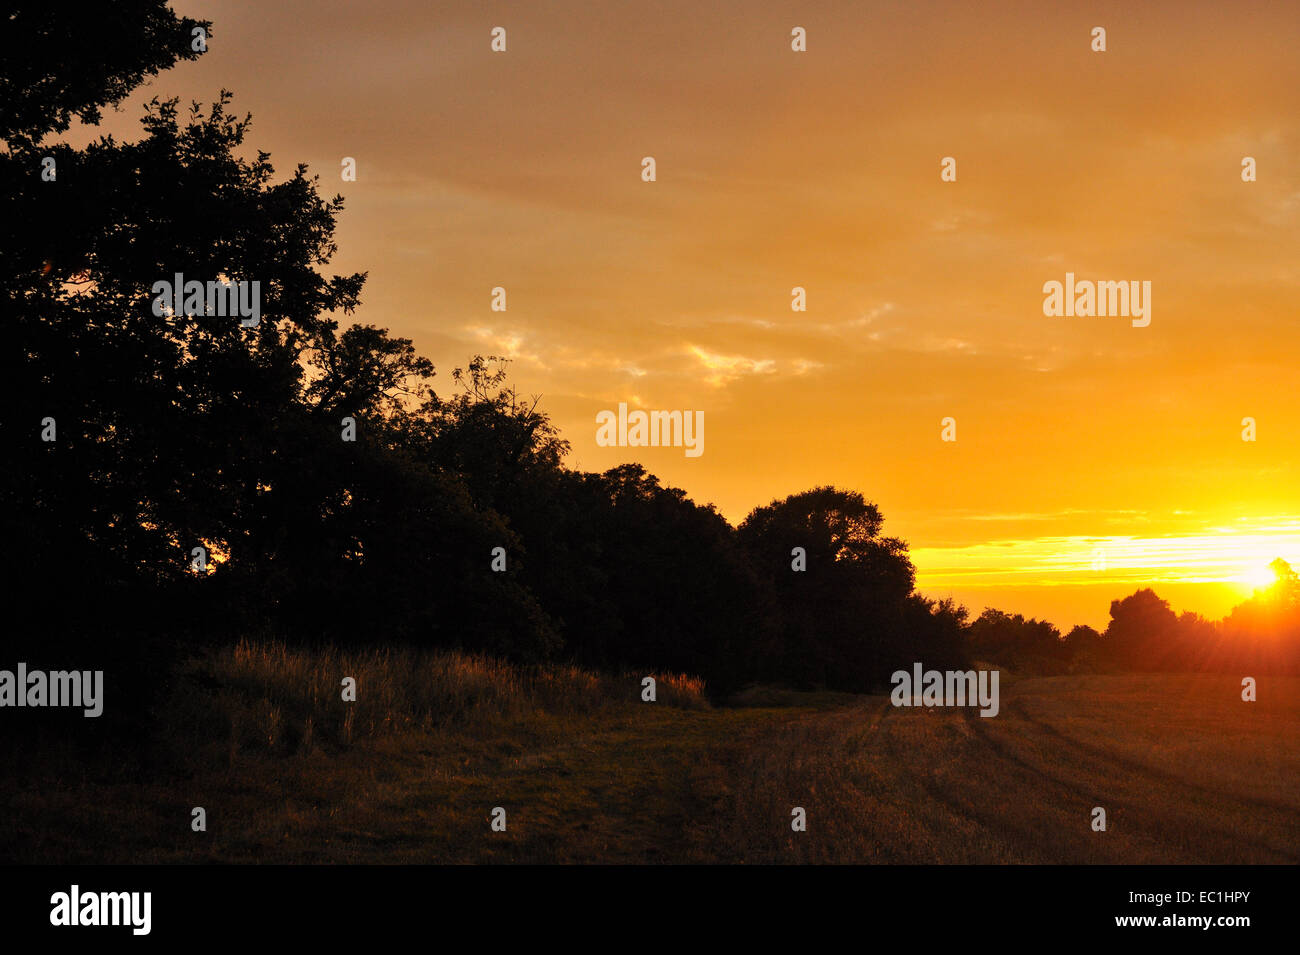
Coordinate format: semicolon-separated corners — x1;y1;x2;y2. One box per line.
3;651;1296;864
161;639;707;765
693;674;1300;863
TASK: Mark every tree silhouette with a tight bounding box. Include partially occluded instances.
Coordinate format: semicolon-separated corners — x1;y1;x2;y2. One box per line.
0;1;209;147
737;487;921;690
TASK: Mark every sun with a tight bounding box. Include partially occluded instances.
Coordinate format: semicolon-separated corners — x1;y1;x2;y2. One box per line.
1238;563;1280;592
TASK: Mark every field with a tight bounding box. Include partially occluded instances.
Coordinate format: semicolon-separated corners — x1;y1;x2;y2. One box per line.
3;643;1297;864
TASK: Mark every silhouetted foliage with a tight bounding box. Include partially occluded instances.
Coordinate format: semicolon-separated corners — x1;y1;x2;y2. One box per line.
989;577;1300;676
966;609;1067;674
0;89;558;723
1061;624;1104;672
736;487;948;691
0;1;210;147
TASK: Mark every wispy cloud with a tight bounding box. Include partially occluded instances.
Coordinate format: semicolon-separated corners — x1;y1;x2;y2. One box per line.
686;345;777;387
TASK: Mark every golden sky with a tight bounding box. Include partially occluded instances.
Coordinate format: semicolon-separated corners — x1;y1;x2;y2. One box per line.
76;0;1300;629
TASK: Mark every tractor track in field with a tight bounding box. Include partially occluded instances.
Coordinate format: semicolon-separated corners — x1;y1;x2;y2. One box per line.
960;699;1300;863
1008;699;1300;824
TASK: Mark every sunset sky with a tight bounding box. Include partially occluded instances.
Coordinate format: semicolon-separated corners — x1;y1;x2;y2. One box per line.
73;0;1300;629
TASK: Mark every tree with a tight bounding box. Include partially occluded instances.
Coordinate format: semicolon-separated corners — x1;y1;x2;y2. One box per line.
1;87;566;684
1062;624;1104;671
967;609;1065;673
903;594;970;673
4;93;361;614
421;354;568;514
737;487;917;690
1102;589;1181;671
0;2;210;147
1267;558;1299;606
1219;559;1300;674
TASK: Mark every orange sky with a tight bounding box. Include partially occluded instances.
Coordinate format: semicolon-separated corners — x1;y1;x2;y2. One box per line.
71;1;1300;629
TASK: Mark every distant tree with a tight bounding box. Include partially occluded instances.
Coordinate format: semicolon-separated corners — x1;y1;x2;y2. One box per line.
1219;559;1300;674
737;487;916;690
1083;577;1299;675
422;355;569;512
1062;624;1104;671
967;609;1065;673
557;465;765;692
1267;558;1299;605
1169;611;1221;672
902;595;970;674
1102;589;1182;671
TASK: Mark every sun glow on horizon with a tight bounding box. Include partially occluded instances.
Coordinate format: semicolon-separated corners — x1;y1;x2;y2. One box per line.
908;517;1300;627
1238;563;1281;593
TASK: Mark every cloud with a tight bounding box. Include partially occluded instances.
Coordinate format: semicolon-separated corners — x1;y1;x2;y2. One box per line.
686;344;777;386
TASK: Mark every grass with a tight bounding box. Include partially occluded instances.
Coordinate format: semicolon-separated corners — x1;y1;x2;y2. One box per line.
164;639;707;763
696;673;1300;863
2;644;1297;864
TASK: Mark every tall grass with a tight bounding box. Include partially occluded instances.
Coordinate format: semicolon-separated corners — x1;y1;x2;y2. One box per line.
162;640;707;761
